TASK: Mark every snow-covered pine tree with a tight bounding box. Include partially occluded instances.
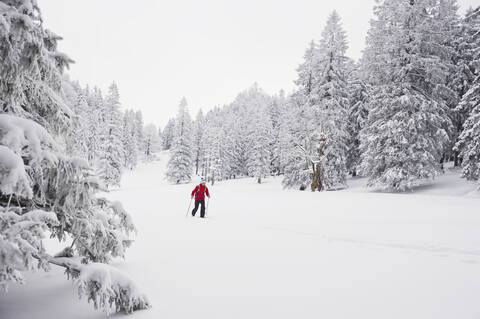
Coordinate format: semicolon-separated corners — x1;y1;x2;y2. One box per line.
455;6;480;184
360;0;454;191
85;86;105;164
158;126;163;150
98;82;124;188
455;84;480;183
143;123;160;158
282;42;318;190
193;109;205;175
311;11;350;190
134;110;145;154
283;11;350;191
122;109;138;169
202;113;227;185
346;66;369;177
432;0;465;165
0;0;148;313
246;99;273;184
268;90;287;175
62;80;90;158
161;118;176;150
166;97;194;184
454;7;480;120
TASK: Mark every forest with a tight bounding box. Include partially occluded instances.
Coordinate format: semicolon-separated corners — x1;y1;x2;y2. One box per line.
1;0;479;317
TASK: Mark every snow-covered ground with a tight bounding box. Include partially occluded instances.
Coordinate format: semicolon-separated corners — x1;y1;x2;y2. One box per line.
2;152;480;319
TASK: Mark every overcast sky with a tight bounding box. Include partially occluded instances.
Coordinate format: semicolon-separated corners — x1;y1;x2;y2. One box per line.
38;0;480;128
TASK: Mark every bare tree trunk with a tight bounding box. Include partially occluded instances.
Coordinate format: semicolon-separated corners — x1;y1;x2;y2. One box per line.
311;139;326;192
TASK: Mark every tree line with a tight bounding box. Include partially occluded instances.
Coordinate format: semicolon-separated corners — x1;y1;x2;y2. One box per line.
164;1;480;192
0;0;150;314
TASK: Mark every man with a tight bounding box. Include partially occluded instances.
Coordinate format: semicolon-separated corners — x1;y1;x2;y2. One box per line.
191;177;210;218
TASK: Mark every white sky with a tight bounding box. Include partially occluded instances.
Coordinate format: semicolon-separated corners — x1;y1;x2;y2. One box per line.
39;0;480;128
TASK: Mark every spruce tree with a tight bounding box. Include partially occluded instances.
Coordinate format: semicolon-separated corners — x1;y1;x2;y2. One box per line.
143;123;160;158
360;0;454;191
246;104;273;184
161;118;176;150
166;98;194;184
122;110;138;169
98;82;124;188
283;11;350;191
193;109;205;175
0;1;148;312
455;83;480;183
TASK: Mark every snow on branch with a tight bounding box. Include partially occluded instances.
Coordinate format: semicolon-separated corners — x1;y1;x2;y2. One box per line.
76;263;151;314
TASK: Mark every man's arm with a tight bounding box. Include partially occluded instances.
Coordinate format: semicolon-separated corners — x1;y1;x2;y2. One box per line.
191;186;198;197
206;187;210;198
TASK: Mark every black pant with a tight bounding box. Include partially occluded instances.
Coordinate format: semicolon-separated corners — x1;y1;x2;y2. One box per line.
192;199;205;218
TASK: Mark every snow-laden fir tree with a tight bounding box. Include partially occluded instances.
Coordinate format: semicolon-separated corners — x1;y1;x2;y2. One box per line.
193;109;205;175
283;11;350;191
202;112;228;185
311;11;350;190
454;7;480;121
98;82;124;188
85;86;105;163
63;80;90;158
143;123;160;158
268;90;287;175
455;6;480;184
455;85;480;183
122;109;138;169
359;0;454;191
282;43;318;190
0;0;149;313
134;110;145;154
166;97;194;184
346;67;369;177
278;98;306;186
246;98;273;184
161;118;176;150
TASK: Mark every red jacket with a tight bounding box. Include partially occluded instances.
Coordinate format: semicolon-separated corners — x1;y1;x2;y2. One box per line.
191;184;209;200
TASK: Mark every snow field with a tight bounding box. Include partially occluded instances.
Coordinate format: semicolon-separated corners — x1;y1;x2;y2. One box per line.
1;152;480;319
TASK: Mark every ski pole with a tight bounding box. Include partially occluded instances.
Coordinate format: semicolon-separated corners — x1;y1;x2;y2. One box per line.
205;197;210;218
186;197;193;217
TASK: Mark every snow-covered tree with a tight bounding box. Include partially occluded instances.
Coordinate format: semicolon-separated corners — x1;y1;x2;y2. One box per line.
134;110;145;154
98;82;124;188
283;11;350;191
166;98;194;184
280;102;312;190
268;91;287;175
359;0;454;191
0;0;148;313
122;109;138;169
455;85;480;183
143;123;160;158
455;6;480;184
246;103;273;184
85;87;105;163
346;68;369;177
202;113;227;185
63;80;90;159
161;118;175;150
193;109;205;175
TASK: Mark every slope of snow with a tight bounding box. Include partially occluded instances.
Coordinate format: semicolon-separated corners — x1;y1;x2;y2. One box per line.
1;151;480;319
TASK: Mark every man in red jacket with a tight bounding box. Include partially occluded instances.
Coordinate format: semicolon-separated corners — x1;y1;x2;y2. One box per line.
191;177;210;218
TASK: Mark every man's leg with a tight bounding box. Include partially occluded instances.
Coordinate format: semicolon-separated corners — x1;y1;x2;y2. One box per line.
200;199;206;218
192;200;200;216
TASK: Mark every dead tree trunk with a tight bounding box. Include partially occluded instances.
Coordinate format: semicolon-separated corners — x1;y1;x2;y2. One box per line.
311;138;326;192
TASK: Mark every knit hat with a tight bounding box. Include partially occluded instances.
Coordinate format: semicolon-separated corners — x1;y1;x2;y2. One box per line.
200;176;205;183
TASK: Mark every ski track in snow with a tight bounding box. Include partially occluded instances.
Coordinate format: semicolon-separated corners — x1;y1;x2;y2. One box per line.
1;151;480;319
260;226;480;259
